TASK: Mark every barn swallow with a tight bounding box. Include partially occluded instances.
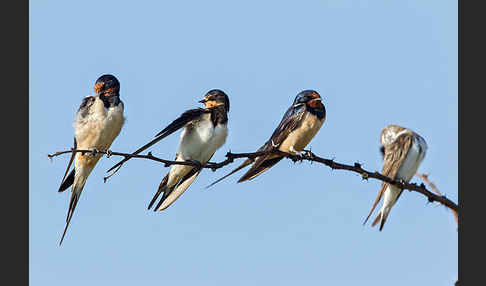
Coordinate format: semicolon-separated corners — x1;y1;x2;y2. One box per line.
57;74;125;245
107;89;230;211
207;90;325;187
363;124;428;231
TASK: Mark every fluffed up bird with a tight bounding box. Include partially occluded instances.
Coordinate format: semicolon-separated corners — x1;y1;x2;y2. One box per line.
363;124;428;231
106;89;230;211
207;90;325;187
57;74;125;245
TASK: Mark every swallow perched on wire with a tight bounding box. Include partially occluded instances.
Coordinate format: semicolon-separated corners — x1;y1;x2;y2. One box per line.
106;89;230;211
207;90;325;187
363;124;428;231
57;74;125;245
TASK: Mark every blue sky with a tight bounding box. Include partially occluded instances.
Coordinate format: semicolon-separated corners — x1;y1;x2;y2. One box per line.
30;0;457;285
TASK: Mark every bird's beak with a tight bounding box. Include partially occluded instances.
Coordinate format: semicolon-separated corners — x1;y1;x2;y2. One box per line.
199;98;207;103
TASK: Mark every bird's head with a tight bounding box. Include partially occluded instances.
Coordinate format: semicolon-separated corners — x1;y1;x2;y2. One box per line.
380;124;408;147
294;90;325;119
94;74;120;97
199;89;230;112
294;90;323;108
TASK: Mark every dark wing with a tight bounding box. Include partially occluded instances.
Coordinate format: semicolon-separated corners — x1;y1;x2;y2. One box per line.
58;138;77;192
77;96;96;118
206;140;272;188
205;158;254;188
237;156;284;183
207;104;306;186
154;108;209;138
106;108;208;173
264;104;306;150
59;96;96;191
363;133;414;225
237;104;306;182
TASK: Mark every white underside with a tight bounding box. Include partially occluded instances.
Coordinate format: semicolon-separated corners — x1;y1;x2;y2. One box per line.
74;96;125;151
158;116;228;210
178;116;227;163
72;96;125;191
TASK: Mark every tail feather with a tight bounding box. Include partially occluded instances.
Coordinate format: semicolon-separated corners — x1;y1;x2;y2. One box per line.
148;174;169;210
370;186;402;231
154;184;175;211
205;158;254;188
379;217;387;231
370;208;389;231
58;169;75;192
58;147;77;192
154;167;201;211
363;182;388;226
107;130;173;173
59;187;82;246
59;160;92;246
237;156;283;183
371;212;382;228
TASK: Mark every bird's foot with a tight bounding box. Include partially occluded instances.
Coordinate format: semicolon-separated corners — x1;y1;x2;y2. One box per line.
301;148;314;158
289;146;304;162
397;178;407;188
186;159;203;169
289;146;303;157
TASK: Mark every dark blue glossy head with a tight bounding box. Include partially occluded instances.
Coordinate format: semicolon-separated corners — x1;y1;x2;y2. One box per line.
94;74;120;95
293;89;325;119
293;90;321;105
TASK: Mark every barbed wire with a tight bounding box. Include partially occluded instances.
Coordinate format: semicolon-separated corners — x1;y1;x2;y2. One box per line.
48;148;459;214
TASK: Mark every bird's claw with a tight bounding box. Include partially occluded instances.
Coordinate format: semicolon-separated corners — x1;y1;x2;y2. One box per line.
397;179;407;187
302;149;314;158
289;146;303;157
288;146;304;163
187;159;203;169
